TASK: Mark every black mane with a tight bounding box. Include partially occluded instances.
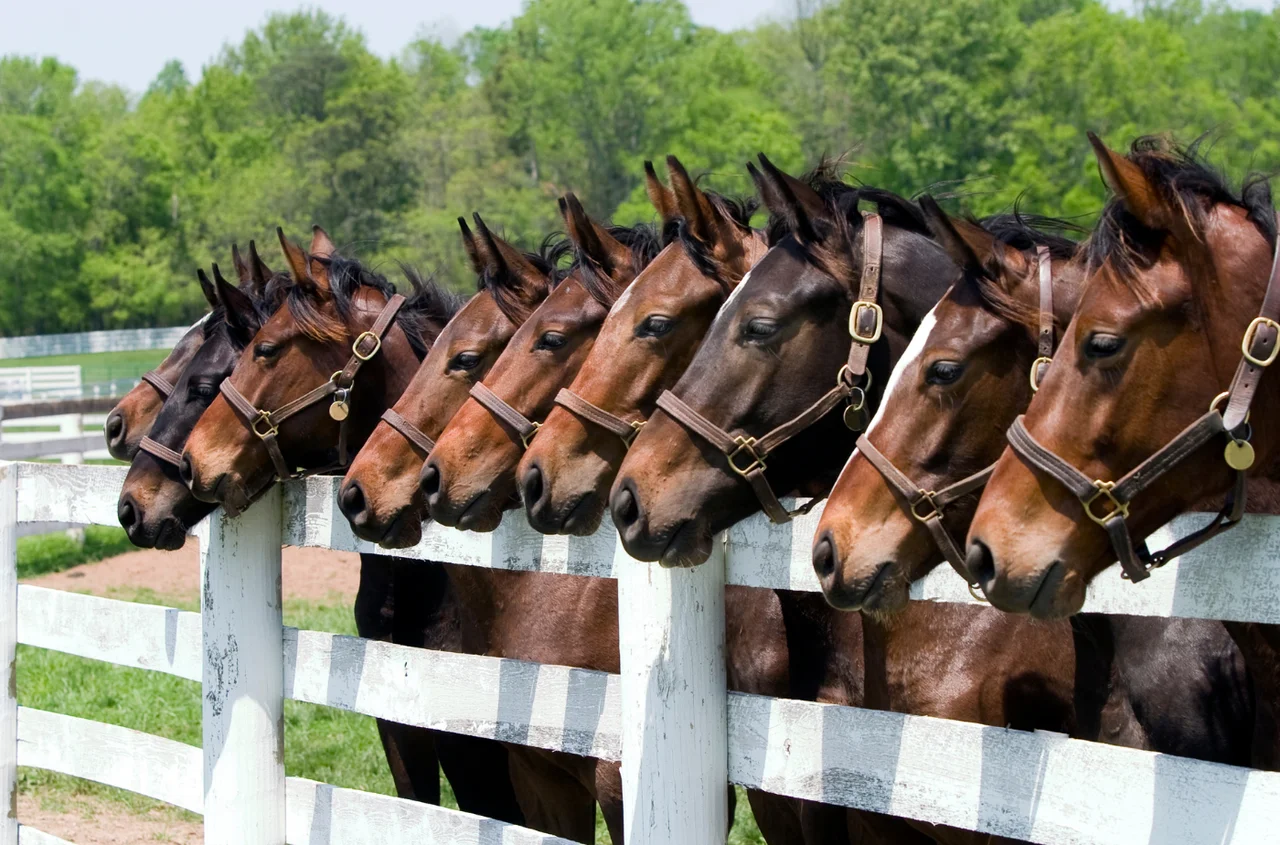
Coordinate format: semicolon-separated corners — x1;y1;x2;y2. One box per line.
477;234;574;326
980;210;1083;261
578;221;668;309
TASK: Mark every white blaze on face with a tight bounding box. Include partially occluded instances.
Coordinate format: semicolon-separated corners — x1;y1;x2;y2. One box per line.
842;302;941;471
607;277;639;318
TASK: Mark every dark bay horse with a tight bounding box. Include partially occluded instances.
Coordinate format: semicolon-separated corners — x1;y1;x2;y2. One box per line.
967;135;1280;767
812;203;1252;765
611;157;1075;845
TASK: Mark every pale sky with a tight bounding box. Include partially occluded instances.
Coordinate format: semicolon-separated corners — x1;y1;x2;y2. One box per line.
2;0;793;93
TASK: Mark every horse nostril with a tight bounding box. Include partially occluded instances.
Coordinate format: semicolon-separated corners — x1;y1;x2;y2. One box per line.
812;533;837;580
611;483;640;530
179;454;195;487
340;481;367;521
118;497;138;531
105;412;125;445
420;462;442;500
521;464;544;507
967;538;996;590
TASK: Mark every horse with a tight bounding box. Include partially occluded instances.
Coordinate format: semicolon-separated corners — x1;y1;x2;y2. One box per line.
811;202;1253;765
102;243;271;459
966;134;1280;767
611;156;1075;845
175;226;529;820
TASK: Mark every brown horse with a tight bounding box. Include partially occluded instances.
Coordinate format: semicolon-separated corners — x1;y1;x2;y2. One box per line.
813;204;1253;766
518;158;769;536
611;158;1075;845
967;134;1280;767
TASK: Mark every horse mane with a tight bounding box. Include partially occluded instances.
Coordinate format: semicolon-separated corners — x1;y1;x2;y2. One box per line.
971;210;1085;331
1083;135;1276;301
398;266;466;359
289;254;460;359
578;221;667;309
477;234;574;326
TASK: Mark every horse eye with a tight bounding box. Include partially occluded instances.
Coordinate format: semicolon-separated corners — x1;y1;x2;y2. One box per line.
743;318;778;341
254;343;278;359
638;315;674;337
450;351;482;371
926;361;965;386
538;331;568;350
1085;333;1126;360
188;381;217;401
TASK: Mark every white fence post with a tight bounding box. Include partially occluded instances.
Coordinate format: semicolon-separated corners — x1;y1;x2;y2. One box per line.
200;485;286;845
1;464;18;845
616;535;728;845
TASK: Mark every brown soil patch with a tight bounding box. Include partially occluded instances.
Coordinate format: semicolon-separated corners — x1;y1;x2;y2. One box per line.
25;537;362;604
19;794;202;845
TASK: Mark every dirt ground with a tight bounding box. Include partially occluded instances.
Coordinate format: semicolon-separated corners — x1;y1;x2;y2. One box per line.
27;537;363;604
20;540;364;843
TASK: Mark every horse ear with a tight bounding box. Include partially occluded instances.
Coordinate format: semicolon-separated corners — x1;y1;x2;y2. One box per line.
754;153;827;244
459;217;486;275
472;212;551;304
560;193;629;278
231;244;252;285
213;263;261;342
666;155;724;246
919;196;990;279
278;228;312;285
1088;132;1167;231
196;268;219;310
307;226;335;291
644;160;678;224
310;225;337;259
248;241;273;290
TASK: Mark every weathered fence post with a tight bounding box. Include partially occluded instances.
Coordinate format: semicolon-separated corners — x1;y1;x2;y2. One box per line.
200;485;286;844
616;533;728;844
1;464;18;845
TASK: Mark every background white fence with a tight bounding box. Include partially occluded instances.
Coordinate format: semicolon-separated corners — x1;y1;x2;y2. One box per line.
4;461;1280;845
0;327;190;360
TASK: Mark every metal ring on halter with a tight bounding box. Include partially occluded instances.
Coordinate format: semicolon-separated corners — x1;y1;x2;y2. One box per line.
1083;480;1129;526
1210;390;1250;425
968;582;988;602
1029;356;1052;392
520;421;542;450
727;436;766;477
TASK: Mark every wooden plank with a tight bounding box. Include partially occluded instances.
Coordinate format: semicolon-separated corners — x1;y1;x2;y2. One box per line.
16;587;201;682
617;538;727;844
17;825;73;845
199;488;286;845
1;465;16;845
0;398;118;421
284;777;576;845
282;476;616;578
15;464;125;527
284;629;621;761
0;436;102;463
727;692;1280;845
15;707;201;814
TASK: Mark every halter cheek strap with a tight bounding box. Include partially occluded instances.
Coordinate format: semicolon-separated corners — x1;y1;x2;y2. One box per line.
1006;214;1280;582
855;247;1054;586
655;212;884;524
220;293;406;482
555;388;646;447
469;381;542;450
141;371;175;399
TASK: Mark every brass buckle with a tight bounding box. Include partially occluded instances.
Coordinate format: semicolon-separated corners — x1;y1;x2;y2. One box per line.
352;331;382;362
1029;356;1052;392
251;411;278;439
1083;480;1129;526
910;491;940;522
623;419;646;447
520;421;542;450
1242;317;1280;367
849;301;884;345
727;436;767;476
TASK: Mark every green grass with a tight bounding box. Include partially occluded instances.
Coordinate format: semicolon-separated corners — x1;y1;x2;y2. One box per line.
17;525;137;579
17;590;765;843
0;348;169;385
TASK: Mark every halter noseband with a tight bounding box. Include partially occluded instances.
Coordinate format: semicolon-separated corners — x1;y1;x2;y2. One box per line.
857;247;1054;588
140;371;176;400
135;370;184;469
380;407;437;456
654;211;885;524
218;293;406;482
469;381;544;450
1005;218;1280;582
553;388;646;448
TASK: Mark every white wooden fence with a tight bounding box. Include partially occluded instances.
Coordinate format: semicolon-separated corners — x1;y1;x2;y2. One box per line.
0;369;82;405
0;327;191;360
4;461;1280;845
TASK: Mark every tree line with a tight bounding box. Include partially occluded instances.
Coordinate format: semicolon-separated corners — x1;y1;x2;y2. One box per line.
1;0;1276;335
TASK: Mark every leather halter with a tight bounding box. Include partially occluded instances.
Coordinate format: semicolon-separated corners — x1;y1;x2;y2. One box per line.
380;408;436;456
655;212;884;524
554;388;645;447
856;247;1054;585
140;371;175;399
1006;219;1280;582
469;381;542;450
219;294;406;481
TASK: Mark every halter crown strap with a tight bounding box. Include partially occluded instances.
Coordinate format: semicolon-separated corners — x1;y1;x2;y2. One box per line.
140;371;175;400
139;436;184;469
381;408;436;456
554;388;645;446
653;212;885;524
470;381;542;449
1031;246;1054;391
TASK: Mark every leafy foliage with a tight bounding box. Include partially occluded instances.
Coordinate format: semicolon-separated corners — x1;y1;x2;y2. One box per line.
1;0;1277;333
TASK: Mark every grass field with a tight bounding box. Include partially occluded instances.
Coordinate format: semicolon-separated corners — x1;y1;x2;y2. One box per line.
17;586;767;843
0;348;169;385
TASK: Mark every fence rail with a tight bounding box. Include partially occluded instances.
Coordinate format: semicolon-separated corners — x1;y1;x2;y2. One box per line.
3;461;1280;844
0;327;190;360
